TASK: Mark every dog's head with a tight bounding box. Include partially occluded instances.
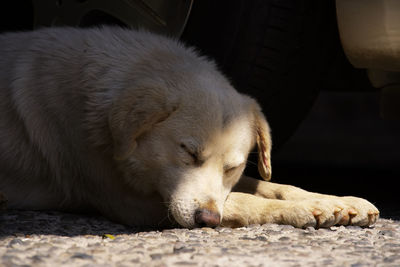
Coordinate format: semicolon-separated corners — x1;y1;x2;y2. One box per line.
109;50;271;228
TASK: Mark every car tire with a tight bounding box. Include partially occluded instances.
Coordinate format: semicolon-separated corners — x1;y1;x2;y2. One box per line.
182;0;337;154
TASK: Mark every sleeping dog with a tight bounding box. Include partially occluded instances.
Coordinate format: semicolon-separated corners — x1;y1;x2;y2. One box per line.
0;27;379;228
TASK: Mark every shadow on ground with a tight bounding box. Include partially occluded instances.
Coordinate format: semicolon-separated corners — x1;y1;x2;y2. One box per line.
0;210;152;237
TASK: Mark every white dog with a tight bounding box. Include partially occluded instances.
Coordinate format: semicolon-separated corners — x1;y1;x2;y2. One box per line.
0;27;379;228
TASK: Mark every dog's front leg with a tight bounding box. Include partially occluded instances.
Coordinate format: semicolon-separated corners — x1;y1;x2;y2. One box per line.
222;192;379;228
226;176;379;228
233;175;322;200
222;192;331;228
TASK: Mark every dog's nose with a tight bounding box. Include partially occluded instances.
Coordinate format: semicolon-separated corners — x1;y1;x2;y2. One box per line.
194;208;221;228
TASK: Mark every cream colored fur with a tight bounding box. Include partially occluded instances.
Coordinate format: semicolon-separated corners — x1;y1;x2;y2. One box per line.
0;27;378;229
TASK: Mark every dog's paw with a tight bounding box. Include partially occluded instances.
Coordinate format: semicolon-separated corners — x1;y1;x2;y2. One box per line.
281;197;379;229
280;199;340;228
335;196;379;227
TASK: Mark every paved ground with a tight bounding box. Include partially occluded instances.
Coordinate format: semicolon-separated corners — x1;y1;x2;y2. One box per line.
1;210;399;266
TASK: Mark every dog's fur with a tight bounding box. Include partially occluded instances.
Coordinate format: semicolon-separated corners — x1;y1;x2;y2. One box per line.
0;27;379;228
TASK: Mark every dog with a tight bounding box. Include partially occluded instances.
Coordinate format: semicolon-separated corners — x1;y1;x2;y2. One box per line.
0;27;379;229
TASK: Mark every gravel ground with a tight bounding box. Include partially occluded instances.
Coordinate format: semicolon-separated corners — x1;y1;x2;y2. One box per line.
0;210;399;267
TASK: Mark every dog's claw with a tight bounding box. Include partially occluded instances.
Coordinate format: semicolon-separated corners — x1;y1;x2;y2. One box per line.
348;209;358;216
368;210;379;216
367;212;374;225
338;209;357;225
333;207;343;223
334;207;342;216
312;210;322;216
367;210;380;225
312;210;322;229
348;209;358;225
334;207;342;213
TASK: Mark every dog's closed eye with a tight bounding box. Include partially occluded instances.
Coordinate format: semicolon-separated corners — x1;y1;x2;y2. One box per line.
180;143;202;165
224;162;245;175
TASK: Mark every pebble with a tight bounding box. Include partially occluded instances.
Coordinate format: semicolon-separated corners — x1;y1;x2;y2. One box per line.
7;239;25;248
278;236;290;241
379;230;395;237
150;253;163;260
71;253;93;260
0;210;399;266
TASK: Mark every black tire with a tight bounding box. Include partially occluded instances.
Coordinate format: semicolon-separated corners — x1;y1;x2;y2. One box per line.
182;0;337;153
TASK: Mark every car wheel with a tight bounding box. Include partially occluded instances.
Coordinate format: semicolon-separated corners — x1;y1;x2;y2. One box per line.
182;0;337;154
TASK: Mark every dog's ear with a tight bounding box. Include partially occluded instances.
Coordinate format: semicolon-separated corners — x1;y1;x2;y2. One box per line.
109;87;179;160
252;103;272;181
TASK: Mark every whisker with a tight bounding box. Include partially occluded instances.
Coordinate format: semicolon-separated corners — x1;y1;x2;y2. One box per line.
246;160;257;166
158;204;174;226
157;215;170;225
166;206;174;224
